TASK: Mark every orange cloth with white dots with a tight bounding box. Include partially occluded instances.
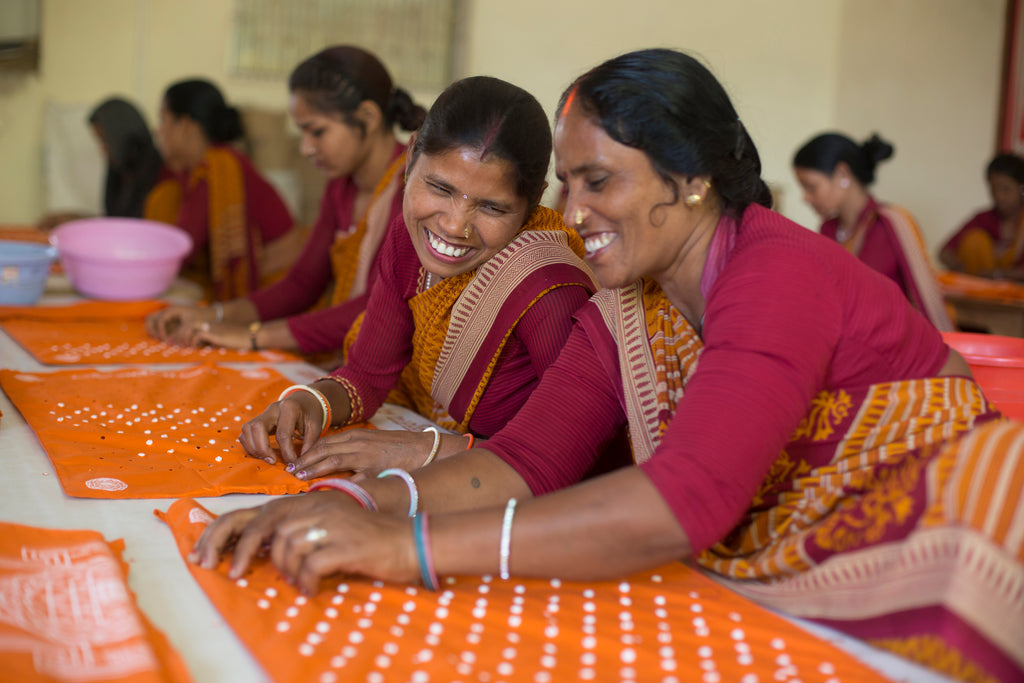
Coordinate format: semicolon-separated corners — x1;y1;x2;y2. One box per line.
0;301;296;365
158;498;889;683
0;521;193;683
0;364;346;499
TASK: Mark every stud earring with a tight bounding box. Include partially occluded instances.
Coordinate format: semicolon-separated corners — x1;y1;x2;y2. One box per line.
685;194;703;208
574;209;584;225
839;178;850;189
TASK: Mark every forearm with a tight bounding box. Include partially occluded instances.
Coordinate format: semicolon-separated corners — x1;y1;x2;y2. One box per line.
430;467;691;581
221;298;260;323
362;448;532;516
251;319;299;351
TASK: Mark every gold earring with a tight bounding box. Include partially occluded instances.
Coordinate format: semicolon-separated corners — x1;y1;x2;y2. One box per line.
685;194;703;208
574;209;584;225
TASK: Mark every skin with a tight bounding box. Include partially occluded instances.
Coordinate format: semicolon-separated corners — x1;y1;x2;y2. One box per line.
793;163;870;239
194;103;972;594
235;145;528;478
146;92;399;348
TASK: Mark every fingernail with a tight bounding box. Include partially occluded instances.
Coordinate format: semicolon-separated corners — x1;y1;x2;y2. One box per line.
285;463;295;473
296;470;306;479
187;551;197;563
264;458;275;465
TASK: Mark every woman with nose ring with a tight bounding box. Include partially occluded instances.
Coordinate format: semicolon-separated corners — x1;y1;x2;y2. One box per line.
234;75;599;480
147;46;425;358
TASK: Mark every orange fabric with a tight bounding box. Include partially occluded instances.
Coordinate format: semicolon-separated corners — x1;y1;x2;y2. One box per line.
0;363;364;499
0;225;51;244
328;152;407;305
0;521;193;683
158;498;889;683
0;301;297;365
938;269;1024;303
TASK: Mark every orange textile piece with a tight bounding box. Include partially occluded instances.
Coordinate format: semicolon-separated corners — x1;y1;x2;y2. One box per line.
158;498;889;683
0;301;296;365
0;364;325;499
0;226;51;244
0;521;193;683
938;269;1024;304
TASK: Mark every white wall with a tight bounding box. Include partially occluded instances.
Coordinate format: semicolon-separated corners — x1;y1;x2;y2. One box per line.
0;0;1005;257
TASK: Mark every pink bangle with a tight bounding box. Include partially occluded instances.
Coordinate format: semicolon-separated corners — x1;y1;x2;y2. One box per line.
308;478;379;512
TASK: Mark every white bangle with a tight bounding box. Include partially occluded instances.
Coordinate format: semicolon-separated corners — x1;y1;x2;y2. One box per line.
377;468;418;517
499;497;517;580
277;385;330;434
421;427;441;467
212;301;224;323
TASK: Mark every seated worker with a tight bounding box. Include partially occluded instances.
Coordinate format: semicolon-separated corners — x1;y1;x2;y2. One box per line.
793;132;953;330
38;97;164;229
144;78;300;300
940;152;1024;279
147;46;425;356
196;49;1023;683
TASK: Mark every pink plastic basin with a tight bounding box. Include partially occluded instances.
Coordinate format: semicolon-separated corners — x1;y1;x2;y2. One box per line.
942;331;1024;421
51;218;193;301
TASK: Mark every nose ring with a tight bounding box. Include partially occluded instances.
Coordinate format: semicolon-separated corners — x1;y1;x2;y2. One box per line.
463;226;469;239
574;209;584;226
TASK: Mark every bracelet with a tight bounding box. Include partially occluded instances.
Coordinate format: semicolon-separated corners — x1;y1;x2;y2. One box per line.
499;498;517;580
213;301;224;323
422;427;441;467
413;513;440;591
316;375;364;424
464;432;475;450
308;478;379;512
377;468;418;517
248;321;262;351
278;385;332;437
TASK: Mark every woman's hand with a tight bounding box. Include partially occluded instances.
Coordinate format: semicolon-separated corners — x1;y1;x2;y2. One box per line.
186;321;252;350
146;305;212;344
289;428;438;481
188;491;419;594
238;391;326;466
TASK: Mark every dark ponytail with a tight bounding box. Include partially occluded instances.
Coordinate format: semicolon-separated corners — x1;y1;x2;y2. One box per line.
556;48;772;215
289;45;426;134
793;132;894;187
162;79;244;145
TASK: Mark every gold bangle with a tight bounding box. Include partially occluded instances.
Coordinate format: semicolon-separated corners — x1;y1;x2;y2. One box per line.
248;321;262;351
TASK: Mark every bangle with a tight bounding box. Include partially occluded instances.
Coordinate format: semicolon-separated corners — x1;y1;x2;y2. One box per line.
499;498;517;580
278;385;332;437
316;374;364;424
463;433;475;450
377;468;418;517
248;320;262;351
308;478;379;511
213;301;224;323
413;513;440;591
422;427;441;467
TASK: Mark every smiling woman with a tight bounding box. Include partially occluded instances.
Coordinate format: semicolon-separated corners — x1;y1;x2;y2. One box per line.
233;75;599;480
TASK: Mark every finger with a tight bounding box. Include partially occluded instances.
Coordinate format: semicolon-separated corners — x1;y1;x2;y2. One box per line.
292;453;351;481
227;511;285;579
239;408;280;465
296;546;345;596
272;516;325;581
190;508;258;569
275;398;315;465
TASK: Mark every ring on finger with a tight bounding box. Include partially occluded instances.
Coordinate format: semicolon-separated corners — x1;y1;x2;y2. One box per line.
200;322;211;332
305;526;328;544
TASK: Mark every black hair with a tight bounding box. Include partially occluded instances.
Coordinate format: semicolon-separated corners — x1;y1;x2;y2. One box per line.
556;48;772;215
793;132;894;187
288;45;426;135
162;79;244;145
409;76;551;209
987;153;1024;186
88;97;164;218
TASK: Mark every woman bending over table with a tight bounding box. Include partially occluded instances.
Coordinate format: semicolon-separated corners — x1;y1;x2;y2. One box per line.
147;47;425;355
940;152;1024;279
195;50;1023;683
793;132;952;330
232;75;598;480
143;78;299;301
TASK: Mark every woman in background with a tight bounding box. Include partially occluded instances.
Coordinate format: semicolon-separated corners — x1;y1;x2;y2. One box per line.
793;132;953;330
145;78;299;301
38;97;164;229
940;153;1024;278
147;47;424;356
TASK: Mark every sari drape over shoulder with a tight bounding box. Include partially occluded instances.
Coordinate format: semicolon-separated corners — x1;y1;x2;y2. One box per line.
336;206;596;435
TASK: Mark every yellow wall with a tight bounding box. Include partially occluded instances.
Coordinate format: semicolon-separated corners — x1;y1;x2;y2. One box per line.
0;0;1005;253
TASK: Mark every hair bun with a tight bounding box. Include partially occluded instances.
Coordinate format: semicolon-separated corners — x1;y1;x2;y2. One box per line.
861;134;894;165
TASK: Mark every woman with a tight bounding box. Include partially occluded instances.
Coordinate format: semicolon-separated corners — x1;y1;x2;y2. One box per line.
940;153;1024;278
147;46;424;355
194;50;1023;683
37;97;164;229
144;78;299;301
234;75;598;479
793;132;953;330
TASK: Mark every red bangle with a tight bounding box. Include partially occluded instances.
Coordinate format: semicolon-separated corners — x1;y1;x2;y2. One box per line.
463;433;475;450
